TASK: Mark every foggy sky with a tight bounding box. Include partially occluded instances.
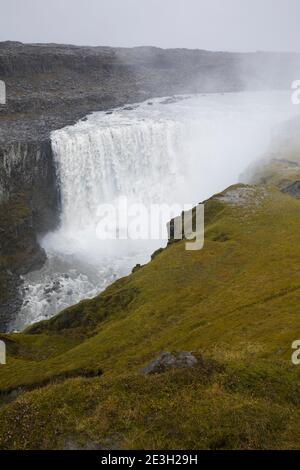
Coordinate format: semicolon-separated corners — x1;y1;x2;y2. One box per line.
0;0;299;52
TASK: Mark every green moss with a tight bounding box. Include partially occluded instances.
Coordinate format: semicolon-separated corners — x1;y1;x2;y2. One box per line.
26;285;139;337
1;183;300;448
0;366;297;450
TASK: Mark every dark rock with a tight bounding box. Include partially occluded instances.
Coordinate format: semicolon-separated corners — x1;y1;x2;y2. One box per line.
0;140;59;233
44;280;61;296
132;263;142;273
0;192;48;331
141;351;198;375
151;247;164;260
282;181;300;198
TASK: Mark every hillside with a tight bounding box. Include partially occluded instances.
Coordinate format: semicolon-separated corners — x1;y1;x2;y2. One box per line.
1;164;300;449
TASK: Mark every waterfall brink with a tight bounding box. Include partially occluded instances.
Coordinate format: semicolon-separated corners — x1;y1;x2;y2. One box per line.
11;92;300;331
51;118;186;232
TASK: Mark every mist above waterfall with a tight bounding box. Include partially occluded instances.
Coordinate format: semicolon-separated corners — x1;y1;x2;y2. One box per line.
11;91;300;331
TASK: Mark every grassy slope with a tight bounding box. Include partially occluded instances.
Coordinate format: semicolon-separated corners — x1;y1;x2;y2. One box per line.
1;182;300;449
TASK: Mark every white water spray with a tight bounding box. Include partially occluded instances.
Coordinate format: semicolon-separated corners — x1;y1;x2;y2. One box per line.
11;91;299;330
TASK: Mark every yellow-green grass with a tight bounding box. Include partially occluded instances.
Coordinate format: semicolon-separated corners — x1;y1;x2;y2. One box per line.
1;183;300;449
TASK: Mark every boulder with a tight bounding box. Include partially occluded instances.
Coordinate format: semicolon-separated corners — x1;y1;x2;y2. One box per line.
141;351;198;375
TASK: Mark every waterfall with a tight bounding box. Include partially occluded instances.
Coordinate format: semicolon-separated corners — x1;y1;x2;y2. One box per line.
11;92;300;331
51;118;186;232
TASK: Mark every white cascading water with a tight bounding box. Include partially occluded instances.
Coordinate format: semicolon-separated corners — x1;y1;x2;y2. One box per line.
11;91;300;331
52;119;186;231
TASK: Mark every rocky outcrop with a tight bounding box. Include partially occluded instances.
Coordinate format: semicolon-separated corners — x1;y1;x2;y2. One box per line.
0;140;59;230
141;352;198;375
0;139;59;330
0;193;47;330
282;181;300;198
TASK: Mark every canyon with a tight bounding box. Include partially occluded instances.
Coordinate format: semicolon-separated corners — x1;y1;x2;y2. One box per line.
0;41;300;330
1;42;300;450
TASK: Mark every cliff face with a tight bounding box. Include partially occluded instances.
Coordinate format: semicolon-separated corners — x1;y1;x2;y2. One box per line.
0;41;299;329
0;196;47;327
1;42;299;143
0;139;58;330
0;140;58;230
